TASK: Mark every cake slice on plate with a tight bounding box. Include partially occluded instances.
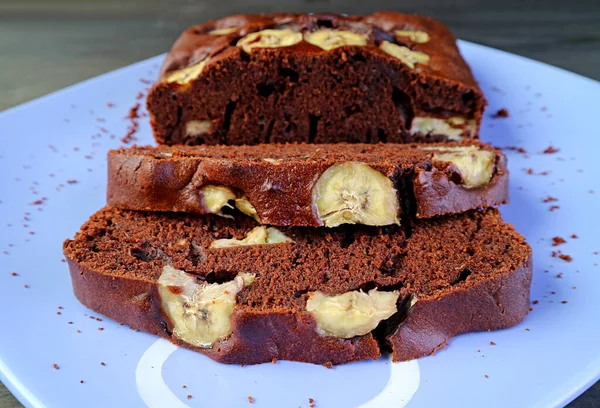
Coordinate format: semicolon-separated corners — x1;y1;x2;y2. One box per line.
107;142;508;227
64;207;531;365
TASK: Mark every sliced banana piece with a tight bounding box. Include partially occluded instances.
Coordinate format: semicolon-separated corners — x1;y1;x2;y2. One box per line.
186;120;212;137
164;57;211;85
200;185;262;221
379;41;429;69
304;29;368;51
158;266;255;347
306;289;400;338
410;116;477;141
209;27;239;35
425;145;496;188
234;197;261;222
312;162;400;227
200;185;236;215
237;29;302;54
394;29;430;43
210;226;292;249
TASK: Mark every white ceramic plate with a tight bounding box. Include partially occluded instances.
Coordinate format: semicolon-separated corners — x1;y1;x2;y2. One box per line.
0;41;599;408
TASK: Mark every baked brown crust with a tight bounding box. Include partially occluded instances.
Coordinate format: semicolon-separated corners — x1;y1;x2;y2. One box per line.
388;257;532;361
107;142;508;226
147;12;486;146
64;207;531;365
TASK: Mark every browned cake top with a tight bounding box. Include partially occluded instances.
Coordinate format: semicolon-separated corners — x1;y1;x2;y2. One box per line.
159;12;478;90
63;207;530;312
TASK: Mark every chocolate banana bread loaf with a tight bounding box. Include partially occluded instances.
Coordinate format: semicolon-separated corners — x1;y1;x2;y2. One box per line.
107;142;508;227
148;12;486;146
64;207;531;365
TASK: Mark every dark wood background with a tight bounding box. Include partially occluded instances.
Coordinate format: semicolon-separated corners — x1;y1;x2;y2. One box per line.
0;0;598;406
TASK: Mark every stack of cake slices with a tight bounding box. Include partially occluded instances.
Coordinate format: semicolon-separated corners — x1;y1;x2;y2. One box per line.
64;12;532;366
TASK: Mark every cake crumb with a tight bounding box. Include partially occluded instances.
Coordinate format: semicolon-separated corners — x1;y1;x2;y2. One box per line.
101;362;106;366
562;300;568;304
248;396;254;404
24;284;30;289
543;146;560;154
552;236;566;246
533;300;539;304
490;341;496;346
80;380;84;384
128;104;140;120
559;254;572;262
67;179;78;184
98;327;104;331
557;273;563;279
484;375;489;379
571;234;578;239
549;205;560;212
11;272;17;276
543;196;558;203
187;395;193;400
493;108;509;118
324;362;333;369
53;363;59;370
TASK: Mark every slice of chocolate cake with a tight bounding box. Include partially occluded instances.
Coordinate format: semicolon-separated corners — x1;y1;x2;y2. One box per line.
107;142;508;227
147;12;486;146
64;207;531;365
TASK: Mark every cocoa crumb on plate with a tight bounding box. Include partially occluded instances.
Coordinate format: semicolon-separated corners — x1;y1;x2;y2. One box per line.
559;254;572;262
493;108;509;118
543;146;560;154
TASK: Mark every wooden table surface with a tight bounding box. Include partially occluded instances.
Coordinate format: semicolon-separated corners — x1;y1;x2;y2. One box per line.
0;0;598;406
